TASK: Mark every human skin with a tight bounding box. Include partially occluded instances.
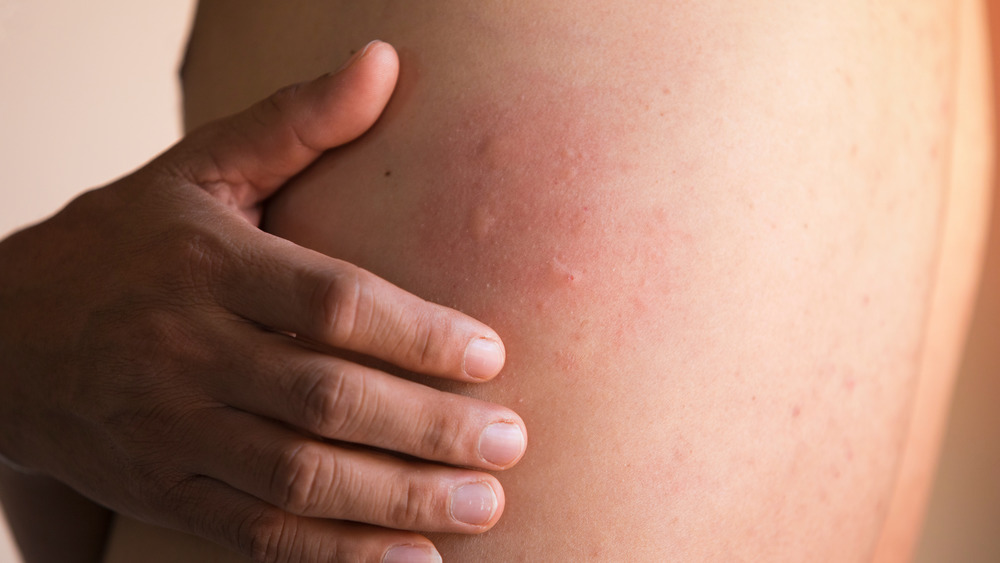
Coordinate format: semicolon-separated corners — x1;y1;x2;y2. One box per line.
872;0;995;559
109;1;992;562
0;44;527;563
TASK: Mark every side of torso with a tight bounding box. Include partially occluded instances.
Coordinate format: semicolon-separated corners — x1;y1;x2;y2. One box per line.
104;1;993;561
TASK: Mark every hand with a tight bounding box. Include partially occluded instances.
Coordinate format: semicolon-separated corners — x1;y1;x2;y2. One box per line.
0;41;525;563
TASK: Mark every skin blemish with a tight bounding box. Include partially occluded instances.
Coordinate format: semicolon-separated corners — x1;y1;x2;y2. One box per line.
554;348;580;372
332;60;679;346
835;66;854;88
474;132;520;173
549;256;581;285
843;376;856;394
468;205;497;240
406;75;637;300
553;146;586;184
631;295;649;314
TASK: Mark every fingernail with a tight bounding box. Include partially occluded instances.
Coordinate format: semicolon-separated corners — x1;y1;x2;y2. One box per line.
336;39;382;73
463;338;505;379
383;544;442;563
450;482;498;526
479;422;526;467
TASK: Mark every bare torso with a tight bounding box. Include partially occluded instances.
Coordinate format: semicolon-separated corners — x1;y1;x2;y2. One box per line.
103;1;994;561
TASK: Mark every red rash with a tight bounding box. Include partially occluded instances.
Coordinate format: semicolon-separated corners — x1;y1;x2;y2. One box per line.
394;74;694;350
267;62;700;364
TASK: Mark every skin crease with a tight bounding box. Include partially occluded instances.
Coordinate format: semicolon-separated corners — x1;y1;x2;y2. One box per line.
99;0;991;562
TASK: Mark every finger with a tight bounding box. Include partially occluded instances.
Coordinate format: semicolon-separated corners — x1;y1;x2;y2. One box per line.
208;328;526;469
216;232;507;381
162;40;398;208
188;408;505;534
166;475;443;563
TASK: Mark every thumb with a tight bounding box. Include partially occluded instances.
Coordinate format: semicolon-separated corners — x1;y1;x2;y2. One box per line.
159;40;398;211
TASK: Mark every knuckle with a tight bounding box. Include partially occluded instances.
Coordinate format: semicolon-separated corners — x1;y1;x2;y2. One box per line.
400;309;454;370
311;266;461;371
131;306;204;362
96;359;197;438
251;84;296;129
303;364;374;439
157;474;202;516
132;223;228;301
174;231;228;292
418;411;464;462
269;443;335;515
169;135;231;195
115;413;208;495
252;83;314;151
384;476;436;529
313;268;373;345
237;507;294;563
269;82;301;113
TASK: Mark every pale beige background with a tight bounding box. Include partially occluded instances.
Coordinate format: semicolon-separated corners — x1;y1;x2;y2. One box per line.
0;0;195;236
0;1;996;562
0;0;195;560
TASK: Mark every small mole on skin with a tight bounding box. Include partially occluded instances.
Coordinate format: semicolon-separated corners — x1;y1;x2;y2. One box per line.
384;170;392;177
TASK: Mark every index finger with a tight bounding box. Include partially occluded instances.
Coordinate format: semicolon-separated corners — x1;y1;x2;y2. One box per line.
220;231;505;382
